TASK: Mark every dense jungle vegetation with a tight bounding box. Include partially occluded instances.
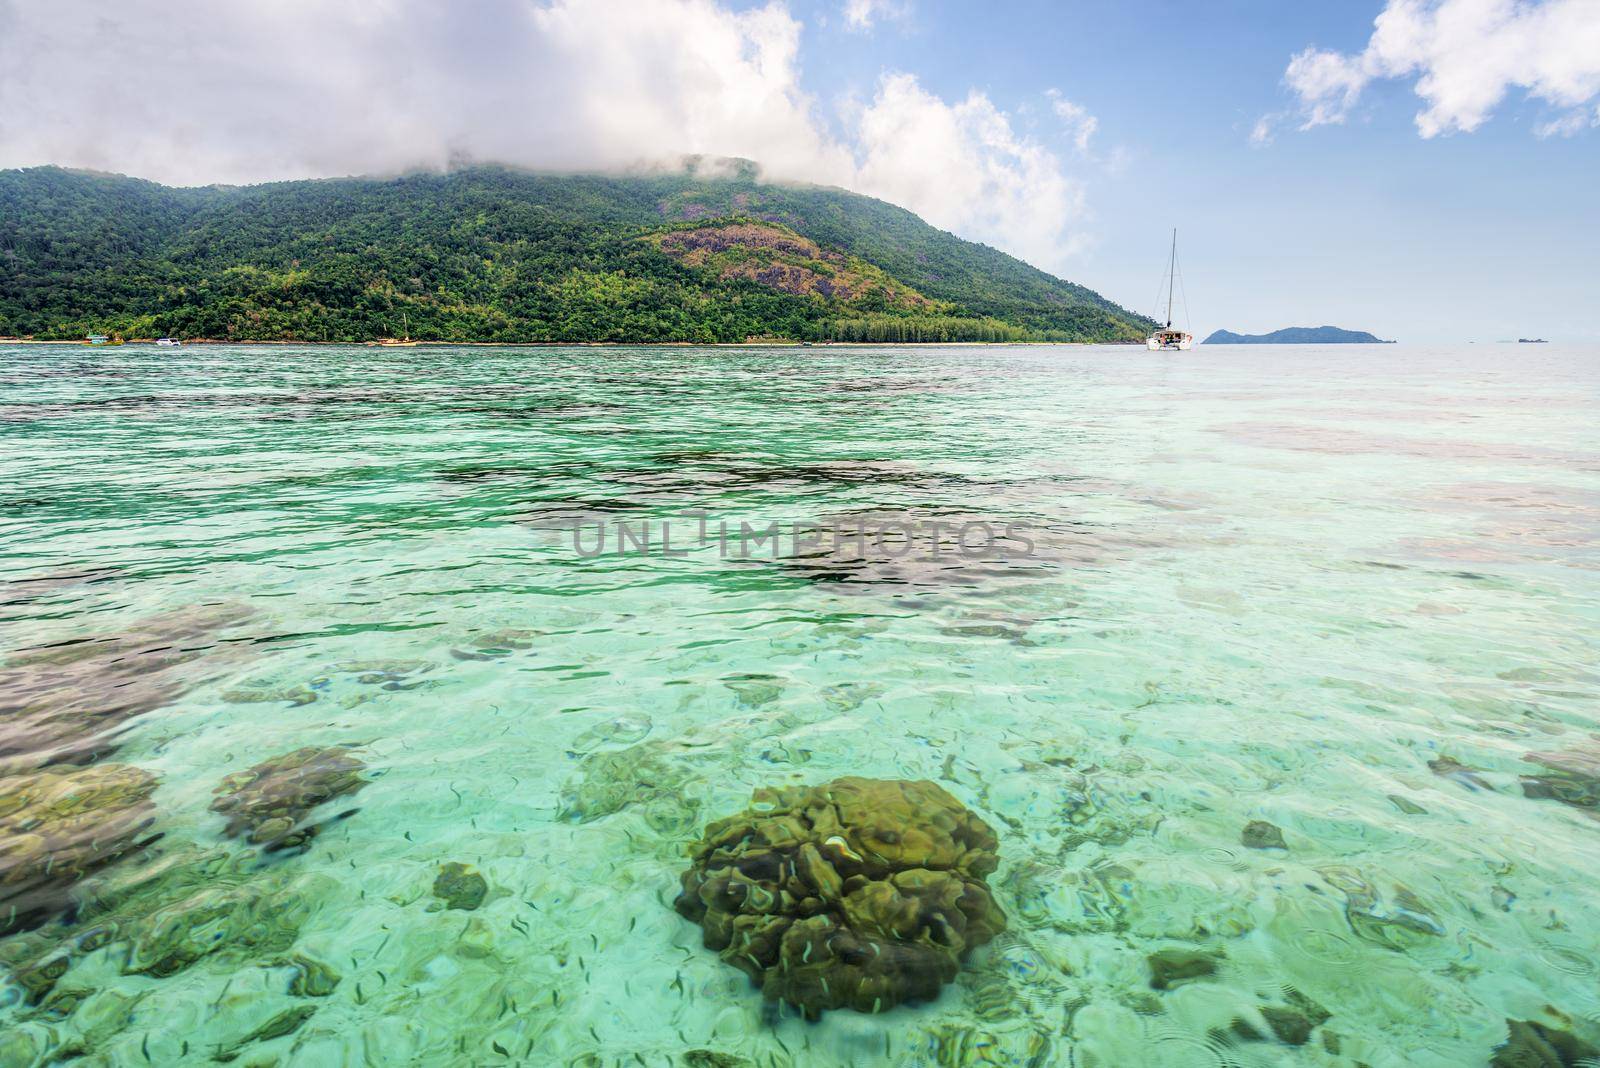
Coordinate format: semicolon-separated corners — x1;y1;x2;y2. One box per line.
0;164;1154;344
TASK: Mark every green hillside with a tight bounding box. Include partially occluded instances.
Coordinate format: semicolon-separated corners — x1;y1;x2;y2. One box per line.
0;164;1154;344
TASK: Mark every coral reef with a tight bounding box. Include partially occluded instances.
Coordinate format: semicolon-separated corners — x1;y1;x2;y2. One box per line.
210;746;368;851
0;763;159;933
674;777;1005;1019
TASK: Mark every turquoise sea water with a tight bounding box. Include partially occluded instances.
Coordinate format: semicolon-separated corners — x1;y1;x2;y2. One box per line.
1;342;1598;1066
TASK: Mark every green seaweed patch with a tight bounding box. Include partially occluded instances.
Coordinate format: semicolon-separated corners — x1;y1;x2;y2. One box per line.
674;776;1005;1020
210;746;368;852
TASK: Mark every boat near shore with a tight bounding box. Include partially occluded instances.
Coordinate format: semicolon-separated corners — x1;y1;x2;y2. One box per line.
1147;229;1193;351
374;312;420;347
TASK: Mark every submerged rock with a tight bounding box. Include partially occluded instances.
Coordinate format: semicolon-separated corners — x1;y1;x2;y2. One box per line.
0;763;159;933
558;740;702;831
680;1052;754;1068
565;713;652;755
1228;989;1332;1047
1147;947;1221;990
0;603;252;772
41;846;324;989
432;862;488;911
674;776;1005;1019
1521;742;1600;812
281;952;342;997
210;746;367;851
1428;755;1495;792
214;1004;318;1061
1491;1019;1600;1067
122;880;313;978
1241;820;1287;850
1388;794;1428;815
1320;867;1445;947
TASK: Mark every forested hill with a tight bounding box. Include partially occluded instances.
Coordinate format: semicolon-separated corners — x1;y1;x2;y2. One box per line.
0;164;1154;344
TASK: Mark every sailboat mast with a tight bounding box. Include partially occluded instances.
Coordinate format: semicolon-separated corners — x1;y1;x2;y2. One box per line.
1165;228;1177;328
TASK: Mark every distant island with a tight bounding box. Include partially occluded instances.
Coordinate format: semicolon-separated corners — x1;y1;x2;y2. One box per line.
1517;338;1548;344
0;162;1155;345
1203;326;1393;344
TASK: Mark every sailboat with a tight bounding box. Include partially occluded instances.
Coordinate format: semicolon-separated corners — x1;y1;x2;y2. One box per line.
1146;229;1193;351
376;312;419;347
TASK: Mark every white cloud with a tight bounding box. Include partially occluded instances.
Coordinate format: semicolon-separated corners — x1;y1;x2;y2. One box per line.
854;74;1089;265
842;0;906;32
1045;90;1099;151
1278;0;1600;137
1534;104;1600;137
0;0;854;186
0;0;1091;272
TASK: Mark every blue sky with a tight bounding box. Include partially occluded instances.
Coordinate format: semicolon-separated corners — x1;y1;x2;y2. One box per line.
2;0;1596;341
781;0;1600;341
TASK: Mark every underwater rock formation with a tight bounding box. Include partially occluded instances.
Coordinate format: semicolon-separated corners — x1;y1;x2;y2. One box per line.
1428;755;1495;792
1319;866;1445;947
1492;1019;1599;1067
0;763;159;933
1241;820;1287;850
210;746;368;851
433;862;488;911
0;603;252;772
1226;989;1332;1047
673;777;1005;1019
558;739;703;832
1521;742;1600;812
1147;947;1221;990
1;844;328;1021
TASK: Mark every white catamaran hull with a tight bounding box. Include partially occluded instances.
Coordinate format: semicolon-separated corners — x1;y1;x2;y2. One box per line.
1146;335;1193;351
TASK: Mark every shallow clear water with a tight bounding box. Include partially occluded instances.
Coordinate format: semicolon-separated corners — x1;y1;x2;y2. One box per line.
1;342;1598;1067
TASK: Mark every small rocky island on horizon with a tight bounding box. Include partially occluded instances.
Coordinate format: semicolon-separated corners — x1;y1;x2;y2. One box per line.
1203;326;1393;344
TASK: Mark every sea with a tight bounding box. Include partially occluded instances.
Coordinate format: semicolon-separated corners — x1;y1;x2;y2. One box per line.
1;342;1597;1066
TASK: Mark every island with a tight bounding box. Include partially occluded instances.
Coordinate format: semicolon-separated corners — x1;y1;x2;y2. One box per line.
0;162;1155;345
1203;326;1393;344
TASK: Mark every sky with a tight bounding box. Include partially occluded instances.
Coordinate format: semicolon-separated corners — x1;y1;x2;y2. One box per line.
1;0;1597;342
